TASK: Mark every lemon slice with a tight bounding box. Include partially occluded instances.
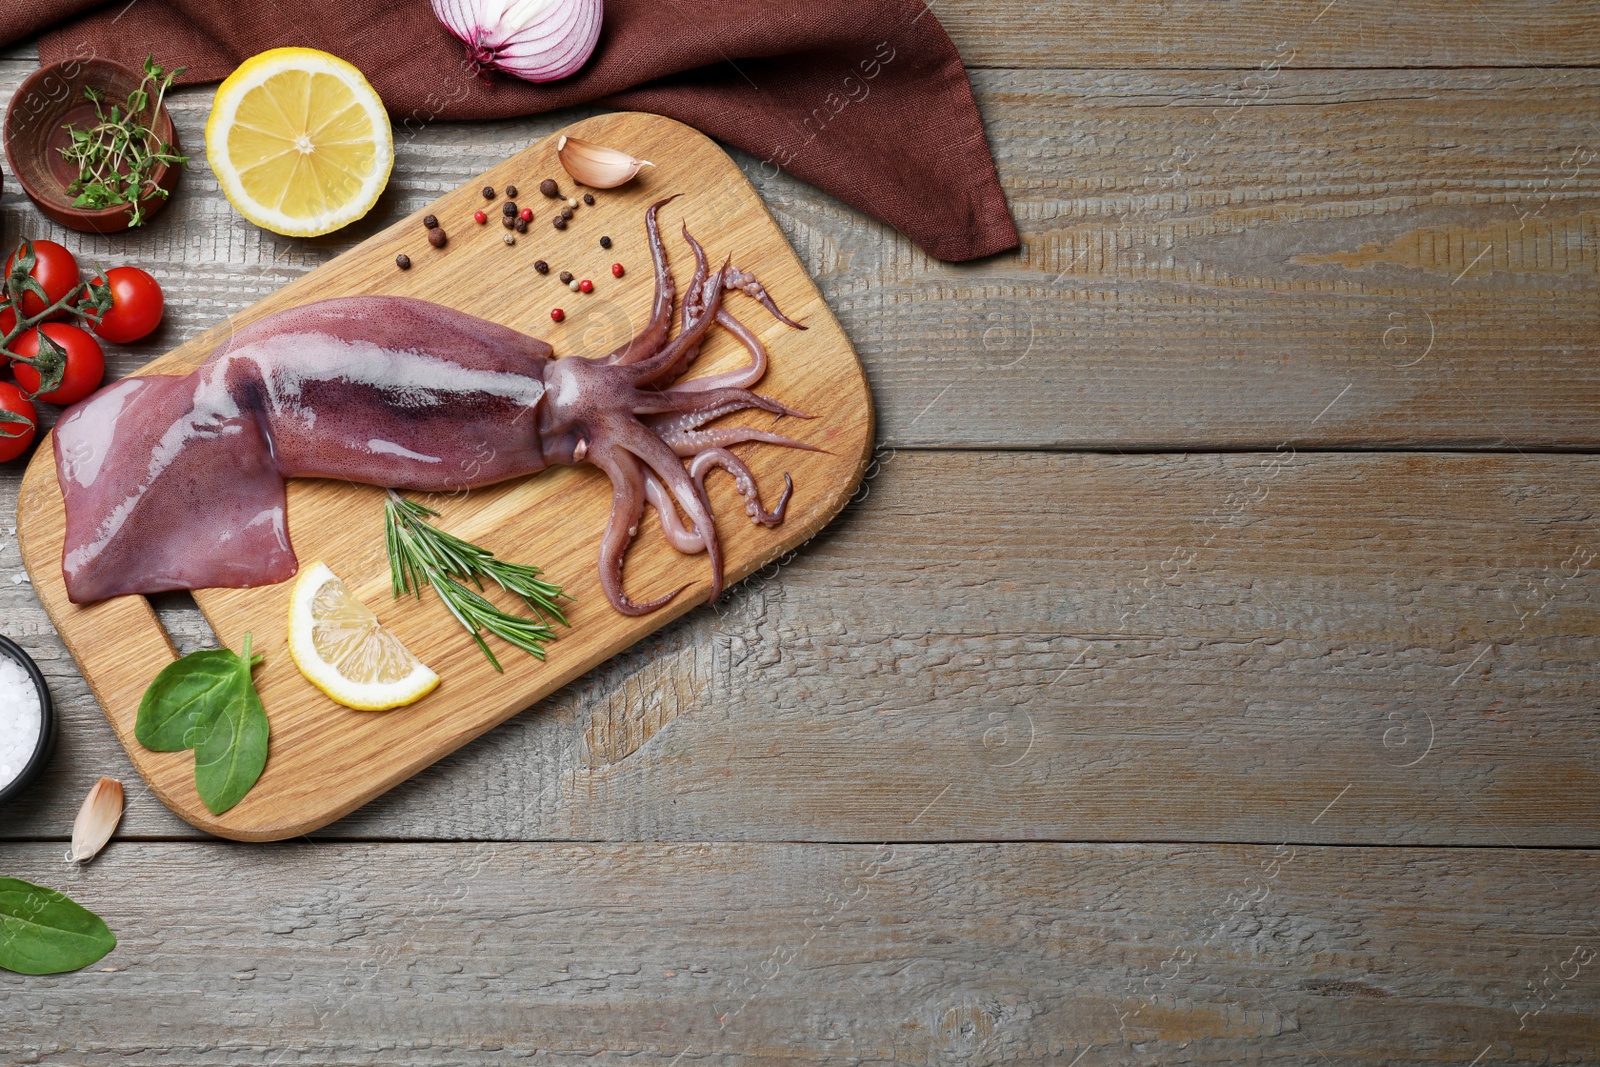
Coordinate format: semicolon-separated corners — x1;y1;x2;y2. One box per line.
288;562;438;710
206;48;393;237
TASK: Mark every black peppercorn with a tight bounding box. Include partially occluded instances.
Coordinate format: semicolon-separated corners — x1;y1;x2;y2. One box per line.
534;260;550;274
502;201;518;217
427;227;448;248
552;215;567;230
583;193;595;206
482;186;495;199
422;214;438;229
395;253;411;270
540;178;559;198
560;206;573;220
502;215;516;229
559;270;574;284
599;235;612;249
515;217;529;233
505;184;519;198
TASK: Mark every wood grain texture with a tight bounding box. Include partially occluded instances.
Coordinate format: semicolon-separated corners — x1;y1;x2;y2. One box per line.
7;452;1600;846
939;0;1600;69
2;11;1599;1065
4;59;1596;449
14;112;874;841
0;841;1596;1065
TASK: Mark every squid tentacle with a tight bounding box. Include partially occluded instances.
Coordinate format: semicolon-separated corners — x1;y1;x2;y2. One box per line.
628;258;727;389
689;448;794;526
669;307;767;393
662;425;822;458
641;453;794;555
611;416;725;600
607;195;679;365
589;440;684;616
640;224;713;386
724;264;807;330
643;470;707;554
630;384;808;421
647;391;813;438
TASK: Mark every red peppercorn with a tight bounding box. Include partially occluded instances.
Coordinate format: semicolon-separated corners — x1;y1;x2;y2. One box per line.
473;210;487;225
519;207;533;222
611;263;625;278
550;308;565;322
578;279;594;293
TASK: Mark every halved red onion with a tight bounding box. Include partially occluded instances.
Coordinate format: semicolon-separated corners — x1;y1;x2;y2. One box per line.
432;0;604;83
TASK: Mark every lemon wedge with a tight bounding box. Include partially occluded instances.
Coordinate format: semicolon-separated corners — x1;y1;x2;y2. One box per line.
206;48;393;237
288;562;438;710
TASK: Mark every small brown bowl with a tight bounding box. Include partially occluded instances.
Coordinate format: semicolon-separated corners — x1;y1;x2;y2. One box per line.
4;57;182;234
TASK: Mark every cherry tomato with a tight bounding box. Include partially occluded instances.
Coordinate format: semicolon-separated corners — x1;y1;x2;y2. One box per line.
4;240;80;319
11;323;106;405
87;266;164;344
0;383;37;462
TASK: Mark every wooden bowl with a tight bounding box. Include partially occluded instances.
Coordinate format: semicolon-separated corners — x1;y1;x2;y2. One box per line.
3;58;182;234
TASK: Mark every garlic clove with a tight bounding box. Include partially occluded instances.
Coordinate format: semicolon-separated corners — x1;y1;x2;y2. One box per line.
556;136;654;189
69;776;124;863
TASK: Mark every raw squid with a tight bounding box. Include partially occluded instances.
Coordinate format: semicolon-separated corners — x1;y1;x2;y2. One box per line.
54;197;814;614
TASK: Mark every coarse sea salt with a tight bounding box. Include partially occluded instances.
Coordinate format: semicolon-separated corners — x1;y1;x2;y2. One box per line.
0;653;43;792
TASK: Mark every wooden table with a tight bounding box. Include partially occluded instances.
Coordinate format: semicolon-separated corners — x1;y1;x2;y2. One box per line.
2;4;1597;1061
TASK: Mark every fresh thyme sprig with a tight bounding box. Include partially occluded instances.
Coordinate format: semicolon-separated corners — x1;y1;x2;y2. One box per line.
384;490;569;671
58;56;188;228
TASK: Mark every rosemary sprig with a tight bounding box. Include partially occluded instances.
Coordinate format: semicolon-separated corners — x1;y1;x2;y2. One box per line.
383;491;569;671
57;56;188;228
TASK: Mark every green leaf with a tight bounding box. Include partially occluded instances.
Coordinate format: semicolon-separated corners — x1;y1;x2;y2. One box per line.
0;878;116;975
192;683;269;815
134;634;269;814
135;647;252;750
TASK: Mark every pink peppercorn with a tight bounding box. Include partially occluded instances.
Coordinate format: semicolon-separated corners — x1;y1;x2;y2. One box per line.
578;279;594;293
473;210;487;225
519;207;533;222
611;263;625;277
550;308;565;322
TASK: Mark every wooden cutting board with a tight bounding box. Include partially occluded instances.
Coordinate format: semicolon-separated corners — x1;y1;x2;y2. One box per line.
16;112;874;841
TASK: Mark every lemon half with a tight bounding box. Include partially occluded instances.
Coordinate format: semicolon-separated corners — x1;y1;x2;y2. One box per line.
288;562;438;710
206;48;393;237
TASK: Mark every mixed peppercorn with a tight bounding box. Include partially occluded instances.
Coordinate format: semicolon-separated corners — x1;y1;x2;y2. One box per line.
394;171;628;323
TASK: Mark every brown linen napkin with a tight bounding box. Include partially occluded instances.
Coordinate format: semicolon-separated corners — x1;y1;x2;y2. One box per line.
5;0;1017;262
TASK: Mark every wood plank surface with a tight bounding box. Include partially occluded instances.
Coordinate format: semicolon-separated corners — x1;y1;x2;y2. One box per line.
940;0;1600;69
3;8;1599;1064
7;451;1599;846
1;841;1596;1065
5;58;1596;449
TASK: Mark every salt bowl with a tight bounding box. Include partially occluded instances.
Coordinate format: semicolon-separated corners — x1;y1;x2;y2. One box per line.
0;634;54;803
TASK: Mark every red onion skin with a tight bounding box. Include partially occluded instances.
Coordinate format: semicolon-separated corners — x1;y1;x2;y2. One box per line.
431;0;603;83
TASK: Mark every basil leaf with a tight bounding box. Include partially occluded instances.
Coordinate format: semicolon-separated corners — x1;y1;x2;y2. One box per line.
134;634;269;814
0;878;116;975
135;648;249;751
192;684;269;815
